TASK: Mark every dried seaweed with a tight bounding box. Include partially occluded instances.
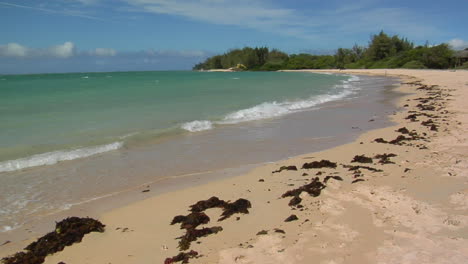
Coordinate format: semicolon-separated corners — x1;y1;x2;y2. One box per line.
302;160;337;169
164;250;199;264
342;165;383;172
218;199;252;221
284;215;298;222
282;177;325;206
374;153;397;164
272;165;298;173
2;217;105;264
324;175;343;183
351;155;373;163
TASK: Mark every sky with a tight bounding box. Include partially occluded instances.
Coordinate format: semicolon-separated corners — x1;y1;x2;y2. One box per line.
0;0;467;74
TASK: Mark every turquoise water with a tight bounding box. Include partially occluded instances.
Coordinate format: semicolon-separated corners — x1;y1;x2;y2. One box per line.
0;71;350;172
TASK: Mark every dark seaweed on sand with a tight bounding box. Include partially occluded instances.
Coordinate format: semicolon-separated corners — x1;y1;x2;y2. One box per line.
170;197;251;251
342;164;383;172
351;155;373;163
374;153;397;164
272;165;298;173
164;250;199;264
302;160;337;169
1;217;105;264
281;177;326;207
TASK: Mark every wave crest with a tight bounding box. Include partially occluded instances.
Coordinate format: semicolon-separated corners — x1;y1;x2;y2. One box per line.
181;120;213;132
0;142;123;173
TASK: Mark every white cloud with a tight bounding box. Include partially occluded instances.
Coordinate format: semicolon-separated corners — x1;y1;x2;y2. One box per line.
48;42;75;58
0;43;29;57
91;48;117;56
0;42;115;58
0;1;106;21
123;0;440;42
146;49;207;58
448;39;468;50
74;0;100;5
125;0;304;37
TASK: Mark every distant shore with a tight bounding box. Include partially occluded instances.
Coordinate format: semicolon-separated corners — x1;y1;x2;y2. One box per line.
1;69;467;264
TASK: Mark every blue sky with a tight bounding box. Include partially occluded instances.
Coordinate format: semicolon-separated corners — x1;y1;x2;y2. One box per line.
1;0;467;74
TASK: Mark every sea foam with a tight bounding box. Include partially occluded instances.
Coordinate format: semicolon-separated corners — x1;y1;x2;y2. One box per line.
181;120;214;132
181;75;360;132
0;142;123;173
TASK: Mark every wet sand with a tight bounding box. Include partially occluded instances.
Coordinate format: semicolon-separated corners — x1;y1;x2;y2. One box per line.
1;69;467;264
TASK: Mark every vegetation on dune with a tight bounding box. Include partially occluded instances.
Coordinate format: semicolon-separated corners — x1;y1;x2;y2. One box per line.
193;31;459;71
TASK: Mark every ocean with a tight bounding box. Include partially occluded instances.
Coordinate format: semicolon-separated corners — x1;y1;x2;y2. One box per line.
0;71;397;234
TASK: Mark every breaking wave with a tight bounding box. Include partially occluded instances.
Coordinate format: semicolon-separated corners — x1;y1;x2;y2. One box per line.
181;75;360;132
0;142;123;173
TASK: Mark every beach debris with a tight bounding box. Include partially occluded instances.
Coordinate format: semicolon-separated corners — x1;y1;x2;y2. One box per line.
374;153;397;164
189;196;226;213
323;175;343;183
142;189;150;193
219;199;252;221
171;212;210;229
281;177;326;207
302;160;337;169
164;250;199;264
374;135;414;145
352;179;365;184
302;173;309;176
274;228;286;234
1;241;11;246
284;215;298;222
177;227;223;251
343;165;383;172
1;217;105;264
396;127;410;134
404;168;411;173
374;138;387;143
405;114;418;121
272;165;298;173
416;104;436;111
170;197;251;251
288;196;302;206
258;179;265;182
351;155;373;163
188;197;251;221
256;230;268;235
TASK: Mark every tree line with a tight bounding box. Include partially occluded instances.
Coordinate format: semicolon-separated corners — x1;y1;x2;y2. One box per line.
193;31;463;71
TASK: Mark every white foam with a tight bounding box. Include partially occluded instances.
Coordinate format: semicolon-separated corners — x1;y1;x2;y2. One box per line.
0;142;123;173
81;76;89;79
1;225;14;232
181;120;214;132
222;102;290;123
182;75;360;132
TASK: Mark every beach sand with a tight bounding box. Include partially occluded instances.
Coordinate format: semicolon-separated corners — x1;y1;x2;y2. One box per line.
1;69;467;264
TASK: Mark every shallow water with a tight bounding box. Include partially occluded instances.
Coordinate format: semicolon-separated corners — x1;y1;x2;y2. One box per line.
0;72;399;234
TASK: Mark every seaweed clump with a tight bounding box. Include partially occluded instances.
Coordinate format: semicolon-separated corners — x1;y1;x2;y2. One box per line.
2;217;105;264
281;177;325;207
164;250;199;264
351;155;373;163
302;160;337;169
272;165;298;173
170;197;251;251
374;153;397;164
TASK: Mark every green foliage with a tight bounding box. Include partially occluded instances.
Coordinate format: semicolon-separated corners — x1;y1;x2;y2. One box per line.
193;31;457;71
456;61;468;69
402;60;427;69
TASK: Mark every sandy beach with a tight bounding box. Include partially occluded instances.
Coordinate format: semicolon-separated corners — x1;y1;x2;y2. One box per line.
1;69;467;264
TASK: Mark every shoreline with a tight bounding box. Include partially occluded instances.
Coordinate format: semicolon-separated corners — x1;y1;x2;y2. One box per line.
2;69;467;264
0;73;397;239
